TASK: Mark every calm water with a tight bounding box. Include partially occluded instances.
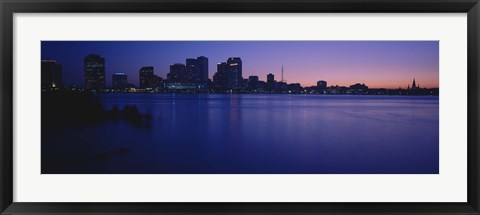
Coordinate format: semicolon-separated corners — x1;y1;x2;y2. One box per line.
43;94;439;174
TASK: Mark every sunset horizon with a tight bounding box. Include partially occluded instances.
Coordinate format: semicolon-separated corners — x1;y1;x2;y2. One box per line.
41;41;439;89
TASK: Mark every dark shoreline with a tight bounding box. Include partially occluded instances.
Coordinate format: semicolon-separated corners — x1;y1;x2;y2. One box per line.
44;89;440;96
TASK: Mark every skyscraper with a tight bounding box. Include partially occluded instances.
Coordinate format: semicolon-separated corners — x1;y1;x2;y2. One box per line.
266;73;276;91
267;73;274;84
213;62;228;90
226;57;243;89
186;58;197;82
167;63;187;82
41;60;62;90
139;66;155;89
112;73;127;89
196;56;208;83
84;54;105;91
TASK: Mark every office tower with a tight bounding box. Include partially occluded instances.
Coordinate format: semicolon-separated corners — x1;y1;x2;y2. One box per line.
167;63;187;82
226;57;243;89
84;54;105;91
213;62;228;90
186;58;197;82
266;73;276;91
41;60;62;90
139;66;155;89
317;80;327;91
112;73;128;89
247;76;259;90
196;56;208;83
267;73;274;84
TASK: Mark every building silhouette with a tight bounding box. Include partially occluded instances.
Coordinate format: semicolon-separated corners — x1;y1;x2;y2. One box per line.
154;75;163;90
195;56;209;83
317;80;327;92
266;73;276;91
288;83;301;91
247;76;259;90
213;62;228;90
84;54;105;91
349;83;368;94
226;57;243;89
112;73;128;89
139;66;155;89
167;63;187;82
186;58;196;82
184;56;209;89
267;73;274;84
411;78;420;90
41;60;62;90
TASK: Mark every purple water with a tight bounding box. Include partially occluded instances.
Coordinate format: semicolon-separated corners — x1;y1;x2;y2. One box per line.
42;94;439;174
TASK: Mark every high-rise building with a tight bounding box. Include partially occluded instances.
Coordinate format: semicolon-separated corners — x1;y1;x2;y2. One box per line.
186;58;197;82
196;56;208;83
266;73;276;91
41;60;62;90
247;76;259;90
167;63;187;82
267;73;274;84
112;73;128;89
226;57;243;89
317;80;327;91
84;54;105;91
139;66;155;89
213;62;228;90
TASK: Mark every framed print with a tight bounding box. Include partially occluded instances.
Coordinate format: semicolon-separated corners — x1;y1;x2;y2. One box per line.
1;0;479;214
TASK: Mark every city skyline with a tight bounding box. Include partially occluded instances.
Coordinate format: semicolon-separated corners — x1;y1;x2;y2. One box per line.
41;41;439;89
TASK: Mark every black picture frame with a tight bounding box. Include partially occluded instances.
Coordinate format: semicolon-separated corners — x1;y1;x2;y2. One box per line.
1;0;479;214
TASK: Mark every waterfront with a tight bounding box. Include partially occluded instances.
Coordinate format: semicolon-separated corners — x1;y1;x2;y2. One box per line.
42;94;439;174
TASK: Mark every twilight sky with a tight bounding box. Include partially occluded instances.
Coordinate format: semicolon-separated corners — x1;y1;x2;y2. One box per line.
41;41;439;89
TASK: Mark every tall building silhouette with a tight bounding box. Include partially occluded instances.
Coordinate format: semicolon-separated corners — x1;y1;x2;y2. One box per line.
139;66;155;89
112;73;127;89
266;73;276;91
226;57;243;89
186;58;197;82
84;54;105;91
185;56;208;84
213;62;228;90
167;63;187;82
267;73;274;84
196;56;209;83
41;60;62;90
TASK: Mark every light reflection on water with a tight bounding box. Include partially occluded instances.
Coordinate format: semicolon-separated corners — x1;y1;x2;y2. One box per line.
43;94;439;174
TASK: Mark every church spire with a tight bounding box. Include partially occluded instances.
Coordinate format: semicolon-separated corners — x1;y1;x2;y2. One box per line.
412;78;417;89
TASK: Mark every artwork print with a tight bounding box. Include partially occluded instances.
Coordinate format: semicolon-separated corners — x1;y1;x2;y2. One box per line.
41;41;439;174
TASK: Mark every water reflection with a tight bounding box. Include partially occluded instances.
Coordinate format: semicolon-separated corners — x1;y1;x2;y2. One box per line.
42;94;439;174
